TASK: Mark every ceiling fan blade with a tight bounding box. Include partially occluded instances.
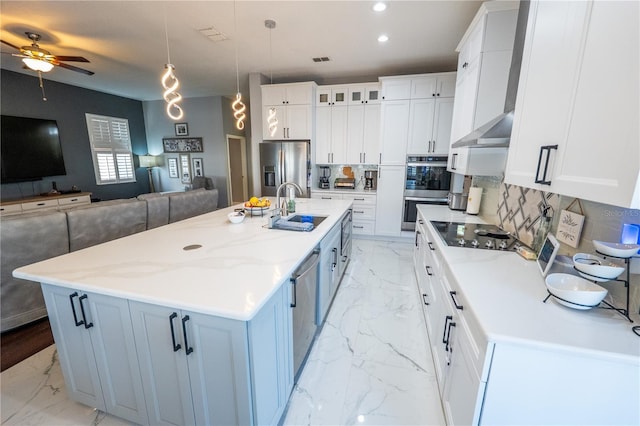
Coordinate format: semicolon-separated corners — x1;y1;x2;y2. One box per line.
54;55;90;63
56;62;94;76
1;39;21;51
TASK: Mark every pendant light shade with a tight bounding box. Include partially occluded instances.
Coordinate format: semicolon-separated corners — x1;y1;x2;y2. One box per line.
22;58;54;72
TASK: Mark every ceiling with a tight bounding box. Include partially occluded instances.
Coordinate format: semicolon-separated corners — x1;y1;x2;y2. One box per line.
0;1;482;102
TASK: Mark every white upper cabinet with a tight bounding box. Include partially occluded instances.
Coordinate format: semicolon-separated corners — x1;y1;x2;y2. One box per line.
348;83;381;105
316;86;349;107
379;100;411;165
262;82;315;140
262;83;314;105
407;98;454;156
505;0;639;208
381;73;457;101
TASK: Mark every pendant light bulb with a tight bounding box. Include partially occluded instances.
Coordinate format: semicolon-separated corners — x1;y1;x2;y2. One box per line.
162;64;184;120
233;92;246;130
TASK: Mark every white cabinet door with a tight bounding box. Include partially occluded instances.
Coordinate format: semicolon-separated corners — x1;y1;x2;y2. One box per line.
407;99;436;155
316;107;332;164
330;106;348;164
436;74;457;98
379;101;410;165
286;104;312;140
362;103;381;164
374;165;405;236
346;103;381;164
506;0;639;208
318;224;341;324
285;84;314;105
432;97;454;155
411;76;438;99
248;284;293;425
381;78;412;101
42;284;148;425
131;301;252;426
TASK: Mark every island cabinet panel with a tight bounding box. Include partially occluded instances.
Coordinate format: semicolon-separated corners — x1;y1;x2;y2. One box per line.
41;284;149;425
317;223;341;325
129;301;252;426
248;283;293;425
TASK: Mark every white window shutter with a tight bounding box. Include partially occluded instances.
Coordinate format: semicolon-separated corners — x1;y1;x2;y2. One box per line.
86;113;136;185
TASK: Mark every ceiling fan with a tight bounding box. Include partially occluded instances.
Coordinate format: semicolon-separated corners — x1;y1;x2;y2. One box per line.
1;32;94;75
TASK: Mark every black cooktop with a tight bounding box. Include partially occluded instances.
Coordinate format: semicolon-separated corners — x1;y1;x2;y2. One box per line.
431;221;520;251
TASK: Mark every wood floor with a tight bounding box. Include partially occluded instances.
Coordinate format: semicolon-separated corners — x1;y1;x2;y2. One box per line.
1;318;53;372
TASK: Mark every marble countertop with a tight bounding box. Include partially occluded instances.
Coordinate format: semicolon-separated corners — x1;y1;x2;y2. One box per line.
14;198;353;321
311;189;377;195
417;205;640;363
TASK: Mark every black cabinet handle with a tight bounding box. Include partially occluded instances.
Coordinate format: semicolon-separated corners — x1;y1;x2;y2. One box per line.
451;153;458;170
534;145;558;185
69;292;84;327
78;294;93;329
445;320;456;353
442;315;453;344
181;315;193;355
419;219;424;224
353;210;365;214
425;265;433;276
332;248;338;271
415;230;421;247
422;293;429;306
353;225;364;229
449;291;464;310
169;312;182;352
428;242;435;251
290;277;297;308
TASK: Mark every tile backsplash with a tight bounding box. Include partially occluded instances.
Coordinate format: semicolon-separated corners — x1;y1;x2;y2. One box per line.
473;176;640;315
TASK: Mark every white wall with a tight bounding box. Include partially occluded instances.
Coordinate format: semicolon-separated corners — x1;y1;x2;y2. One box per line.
143;96;232;207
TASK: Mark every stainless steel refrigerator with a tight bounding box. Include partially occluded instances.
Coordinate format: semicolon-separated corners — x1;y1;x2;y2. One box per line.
259;141;311;198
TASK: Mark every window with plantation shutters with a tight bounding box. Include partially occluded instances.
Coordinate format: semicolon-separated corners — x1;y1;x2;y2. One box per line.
85;113;136;184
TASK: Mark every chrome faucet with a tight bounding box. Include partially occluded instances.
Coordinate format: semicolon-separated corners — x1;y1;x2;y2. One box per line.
276;182;303;215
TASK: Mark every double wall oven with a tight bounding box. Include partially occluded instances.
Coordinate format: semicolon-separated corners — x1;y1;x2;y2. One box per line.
402;155;451;231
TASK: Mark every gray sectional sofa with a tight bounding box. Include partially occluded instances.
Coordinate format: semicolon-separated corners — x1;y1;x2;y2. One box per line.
0;188;218;332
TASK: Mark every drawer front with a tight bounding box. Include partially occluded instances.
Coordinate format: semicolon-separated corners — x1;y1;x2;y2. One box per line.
342;194;376;205
58;195;91;206
352;220;374;235
351;205;375;221
0;203;23;215
21;199;59;211
311;192;343;200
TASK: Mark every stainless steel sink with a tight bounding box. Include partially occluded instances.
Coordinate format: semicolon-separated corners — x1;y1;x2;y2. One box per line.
287;214;328;227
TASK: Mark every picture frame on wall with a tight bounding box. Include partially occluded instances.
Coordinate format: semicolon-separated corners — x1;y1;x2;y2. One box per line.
162;137;203;153
180;154;191;184
175;122;188;136
167;157;179;178
192;158;204;177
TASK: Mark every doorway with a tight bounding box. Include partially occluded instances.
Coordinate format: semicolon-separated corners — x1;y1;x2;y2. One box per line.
226;135;248;205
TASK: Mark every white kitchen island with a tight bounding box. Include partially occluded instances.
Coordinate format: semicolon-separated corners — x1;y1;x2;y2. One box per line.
14;198;353;426
415;205;640;426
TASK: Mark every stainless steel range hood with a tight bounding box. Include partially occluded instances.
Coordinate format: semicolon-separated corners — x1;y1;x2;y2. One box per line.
452;1;529;150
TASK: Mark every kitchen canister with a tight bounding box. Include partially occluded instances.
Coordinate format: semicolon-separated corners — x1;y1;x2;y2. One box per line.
466;187;483;215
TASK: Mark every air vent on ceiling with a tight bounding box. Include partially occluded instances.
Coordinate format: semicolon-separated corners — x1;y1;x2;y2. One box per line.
198;26;229;42
312;57;331;63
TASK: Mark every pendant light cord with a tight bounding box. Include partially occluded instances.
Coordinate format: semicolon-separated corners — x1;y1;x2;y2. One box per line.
164;9;171;64
234;1;240;93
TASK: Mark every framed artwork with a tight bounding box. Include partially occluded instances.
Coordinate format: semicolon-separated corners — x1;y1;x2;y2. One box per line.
192;158;204;177
180;154;191;184
162;137;203;153
175;122;188;136
167;157;179;178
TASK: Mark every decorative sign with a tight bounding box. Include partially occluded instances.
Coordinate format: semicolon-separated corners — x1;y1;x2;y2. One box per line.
167;157;179;178
180;154;191;184
556;200;585;248
162;137;203;153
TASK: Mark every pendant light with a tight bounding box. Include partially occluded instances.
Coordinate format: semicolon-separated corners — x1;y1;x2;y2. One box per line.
265;19;278;137
231;1;246;130
161;11;184;120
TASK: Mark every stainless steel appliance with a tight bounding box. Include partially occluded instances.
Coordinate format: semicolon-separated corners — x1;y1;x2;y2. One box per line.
364;170;377;190
319;166;331;189
334;178;355;189
447;192;469;211
402;156;451;231
431;221;520;251
290;249;321;380
260;141;311;198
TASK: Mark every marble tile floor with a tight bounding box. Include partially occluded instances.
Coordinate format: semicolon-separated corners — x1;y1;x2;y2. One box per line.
1;239;445;425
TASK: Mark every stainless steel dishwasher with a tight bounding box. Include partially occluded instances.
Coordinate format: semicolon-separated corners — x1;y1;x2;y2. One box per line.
290;249;320;380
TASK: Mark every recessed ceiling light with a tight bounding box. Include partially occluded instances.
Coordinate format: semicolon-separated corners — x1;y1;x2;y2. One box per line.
373;2;387;12
378;34;389;43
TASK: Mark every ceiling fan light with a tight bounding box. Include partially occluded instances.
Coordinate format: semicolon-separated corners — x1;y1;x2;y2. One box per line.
22;58;53;72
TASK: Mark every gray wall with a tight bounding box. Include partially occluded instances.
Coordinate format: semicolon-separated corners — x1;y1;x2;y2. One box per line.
143;96;245;208
1;70;149;201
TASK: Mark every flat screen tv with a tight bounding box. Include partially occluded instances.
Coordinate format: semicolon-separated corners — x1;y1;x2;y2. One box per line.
1;115;67;183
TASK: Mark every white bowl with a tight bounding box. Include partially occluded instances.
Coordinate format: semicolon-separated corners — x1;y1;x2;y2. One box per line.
592;240;640;258
572;253;625;282
227;211;245;224
545;273;608;310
